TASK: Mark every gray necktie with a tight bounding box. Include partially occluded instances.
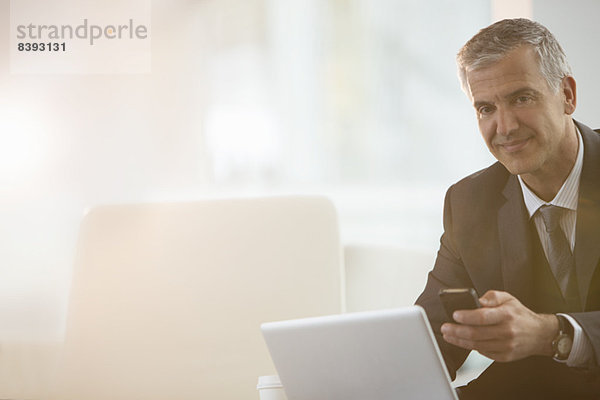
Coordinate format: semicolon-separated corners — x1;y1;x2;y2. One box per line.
538;205;574;297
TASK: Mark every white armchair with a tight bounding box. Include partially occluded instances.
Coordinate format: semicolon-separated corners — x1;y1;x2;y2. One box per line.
43;196;342;400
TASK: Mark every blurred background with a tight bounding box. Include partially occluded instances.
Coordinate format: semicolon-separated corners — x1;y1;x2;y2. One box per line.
1;0;599;349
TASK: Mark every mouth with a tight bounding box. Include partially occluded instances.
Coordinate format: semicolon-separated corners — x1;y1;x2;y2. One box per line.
497;137;530;153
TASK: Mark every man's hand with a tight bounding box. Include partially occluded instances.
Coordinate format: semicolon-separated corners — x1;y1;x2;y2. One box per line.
440;290;559;362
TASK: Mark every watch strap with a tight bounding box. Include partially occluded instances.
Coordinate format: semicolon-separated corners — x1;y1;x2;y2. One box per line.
556;314;574;338
553;314;574;361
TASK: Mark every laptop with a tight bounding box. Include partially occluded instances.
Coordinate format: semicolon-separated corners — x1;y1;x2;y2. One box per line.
261;305;458;400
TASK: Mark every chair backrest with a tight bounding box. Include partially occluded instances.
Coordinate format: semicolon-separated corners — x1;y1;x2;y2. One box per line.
49;196;342;400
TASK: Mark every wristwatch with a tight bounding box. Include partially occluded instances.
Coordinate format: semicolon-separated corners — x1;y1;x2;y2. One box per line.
552;314;573;361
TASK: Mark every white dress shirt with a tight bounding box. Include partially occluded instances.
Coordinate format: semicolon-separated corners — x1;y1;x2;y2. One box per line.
517;126;593;367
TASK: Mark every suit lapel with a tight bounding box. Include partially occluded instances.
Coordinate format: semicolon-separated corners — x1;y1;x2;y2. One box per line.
574;121;600;309
498;174;535;307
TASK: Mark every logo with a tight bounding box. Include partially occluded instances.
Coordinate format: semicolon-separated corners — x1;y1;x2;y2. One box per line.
10;0;151;74
16;19;148;46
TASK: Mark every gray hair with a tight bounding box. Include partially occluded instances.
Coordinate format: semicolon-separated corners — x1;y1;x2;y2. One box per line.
457;18;572;95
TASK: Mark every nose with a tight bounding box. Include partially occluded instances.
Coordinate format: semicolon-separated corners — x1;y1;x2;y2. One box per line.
495;107;519;137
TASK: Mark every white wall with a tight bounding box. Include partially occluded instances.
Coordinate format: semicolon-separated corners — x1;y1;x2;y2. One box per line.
533;0;600;128
0;0;491;341
2;0;597;344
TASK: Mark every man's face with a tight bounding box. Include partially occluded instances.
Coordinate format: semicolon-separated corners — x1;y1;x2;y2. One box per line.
466;46;575;178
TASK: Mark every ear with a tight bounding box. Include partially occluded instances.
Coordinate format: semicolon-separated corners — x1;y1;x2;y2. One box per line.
561;76;576;115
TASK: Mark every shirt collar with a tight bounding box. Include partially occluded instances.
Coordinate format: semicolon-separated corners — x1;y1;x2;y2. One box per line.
518;124;584;218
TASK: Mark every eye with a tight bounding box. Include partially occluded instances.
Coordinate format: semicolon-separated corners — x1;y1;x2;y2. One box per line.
477;105;495;116
515;95;533;105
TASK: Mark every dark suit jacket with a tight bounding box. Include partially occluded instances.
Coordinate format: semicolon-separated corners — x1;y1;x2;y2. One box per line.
416;121;600;399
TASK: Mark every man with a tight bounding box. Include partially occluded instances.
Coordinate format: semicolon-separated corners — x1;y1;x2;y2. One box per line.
416;18;600;399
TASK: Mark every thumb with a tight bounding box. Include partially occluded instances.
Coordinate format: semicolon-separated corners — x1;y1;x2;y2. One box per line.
479;290;513;307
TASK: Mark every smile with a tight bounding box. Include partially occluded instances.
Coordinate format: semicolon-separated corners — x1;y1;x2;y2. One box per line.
498;138;530;153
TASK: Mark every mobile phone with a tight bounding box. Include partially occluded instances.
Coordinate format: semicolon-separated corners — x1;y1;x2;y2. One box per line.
438;288;481;322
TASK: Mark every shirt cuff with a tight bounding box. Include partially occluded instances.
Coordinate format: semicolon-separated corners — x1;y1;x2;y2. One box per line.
558;313;594;367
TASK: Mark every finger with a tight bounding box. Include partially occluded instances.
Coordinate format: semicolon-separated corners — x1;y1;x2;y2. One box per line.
442;333;476;350
476;347;518;363
443;334;516;355
479;290;513;307
470;339;515;354
453;307;505;325
477;350;511;362
442;323;509;342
